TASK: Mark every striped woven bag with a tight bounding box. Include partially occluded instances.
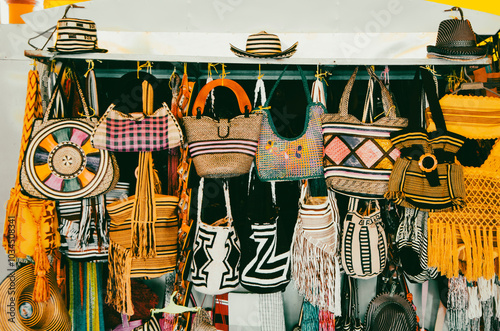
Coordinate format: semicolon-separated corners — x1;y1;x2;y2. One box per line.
182;79;262;178
341;198;387;279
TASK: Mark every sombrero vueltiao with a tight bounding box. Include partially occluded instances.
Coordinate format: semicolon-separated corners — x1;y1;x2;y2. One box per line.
230;31;298;59
0;264;71;331
427;7;487;60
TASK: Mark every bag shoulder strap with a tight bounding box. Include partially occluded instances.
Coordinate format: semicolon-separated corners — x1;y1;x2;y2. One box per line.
197;178;233;225
339;66;397;120
264;65;312;107
191;79;252;117
420;68;447;132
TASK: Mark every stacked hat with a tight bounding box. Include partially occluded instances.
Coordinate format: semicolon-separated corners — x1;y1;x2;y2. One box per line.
48;17;107;53
230;31;298;59
427;7;487;60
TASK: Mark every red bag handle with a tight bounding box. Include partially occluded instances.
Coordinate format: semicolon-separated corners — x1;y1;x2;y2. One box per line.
191;78;252;116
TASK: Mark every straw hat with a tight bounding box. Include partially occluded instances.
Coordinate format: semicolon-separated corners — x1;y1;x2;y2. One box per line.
0;264;71;331
230;31;298;59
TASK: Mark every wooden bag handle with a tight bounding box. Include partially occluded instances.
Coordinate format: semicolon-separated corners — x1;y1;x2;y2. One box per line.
191;78;252;116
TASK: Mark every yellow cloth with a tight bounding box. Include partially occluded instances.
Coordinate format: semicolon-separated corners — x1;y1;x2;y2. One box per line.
426;94;500;139
428;139;500;280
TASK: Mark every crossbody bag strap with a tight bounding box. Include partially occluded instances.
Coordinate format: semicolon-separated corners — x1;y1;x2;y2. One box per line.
420;68;447;132
264;65;312;108
196;178;233;226
43;61;68;122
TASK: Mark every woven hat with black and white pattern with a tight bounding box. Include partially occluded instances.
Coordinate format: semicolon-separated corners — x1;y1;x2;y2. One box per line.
48;18;107;53
230;31;298;59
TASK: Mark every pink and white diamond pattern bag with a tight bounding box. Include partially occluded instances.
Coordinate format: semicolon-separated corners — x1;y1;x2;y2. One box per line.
321;66;407;198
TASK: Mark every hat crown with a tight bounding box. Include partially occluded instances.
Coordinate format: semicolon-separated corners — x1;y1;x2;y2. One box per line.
245;31;282;55
435;18;477;48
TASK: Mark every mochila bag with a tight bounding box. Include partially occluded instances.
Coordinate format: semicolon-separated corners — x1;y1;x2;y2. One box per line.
255;65;325;181
91;73;183;152
321;66;407;198
291;181;342;315
57;195;109;261
20;62;119;200
341;197;387;279
237;165;292;293
385;68;466;212
182;78;262;178
396;208;438;283
106;152;179;316
190;178;241;295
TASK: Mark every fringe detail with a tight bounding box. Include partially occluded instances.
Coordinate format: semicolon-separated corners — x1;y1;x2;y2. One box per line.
468;285;481;321
318;310;335;331
33;243;50;302
131;152;157;259
291;220;340;315
447;276;469;331
106;241;134;316
302;301;319;331
429;220;497;281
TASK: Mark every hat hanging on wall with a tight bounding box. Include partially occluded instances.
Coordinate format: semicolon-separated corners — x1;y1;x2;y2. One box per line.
427;7;487;60
0;264;71;331
230;31;298;59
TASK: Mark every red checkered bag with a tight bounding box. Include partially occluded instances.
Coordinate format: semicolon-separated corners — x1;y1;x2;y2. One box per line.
91;73;183;152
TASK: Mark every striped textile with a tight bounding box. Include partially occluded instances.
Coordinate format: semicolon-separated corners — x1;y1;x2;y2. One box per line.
50;18;106;53
189;139;258;157
92;103;183;152
214;293;229;331
108;195;179;277
396;208;438;283
341;198;387;279
182;114;262;178
385;129;466;212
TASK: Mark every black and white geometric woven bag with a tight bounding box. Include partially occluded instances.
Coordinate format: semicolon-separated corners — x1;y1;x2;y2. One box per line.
341;198;387;279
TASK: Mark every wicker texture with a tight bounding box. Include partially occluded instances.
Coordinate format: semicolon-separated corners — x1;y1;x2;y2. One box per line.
322;67;407;198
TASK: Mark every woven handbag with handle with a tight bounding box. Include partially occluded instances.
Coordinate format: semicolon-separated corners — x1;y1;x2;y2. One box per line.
321;66;407;198
255;65;325;181
20;62;119;200
182;79;262;178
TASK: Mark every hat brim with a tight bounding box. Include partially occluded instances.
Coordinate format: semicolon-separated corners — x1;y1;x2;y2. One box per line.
427;45;487;60
230;42;298;59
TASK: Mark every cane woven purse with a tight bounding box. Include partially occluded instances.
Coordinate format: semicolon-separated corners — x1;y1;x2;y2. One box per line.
255;65;325;181
321;66;407;198
20;63;119;200
182;79;262;178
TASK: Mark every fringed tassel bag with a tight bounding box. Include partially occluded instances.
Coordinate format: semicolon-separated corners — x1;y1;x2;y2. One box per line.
3;67;61;303
291;181;341;315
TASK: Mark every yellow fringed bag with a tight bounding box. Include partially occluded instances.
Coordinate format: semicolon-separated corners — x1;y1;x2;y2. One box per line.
428;139;500;281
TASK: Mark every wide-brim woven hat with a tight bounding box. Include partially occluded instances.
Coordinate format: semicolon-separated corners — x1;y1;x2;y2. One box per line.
230;31;298;59
365;293;417;331
48;18;107;53
0;264;71;331
427;14;487;60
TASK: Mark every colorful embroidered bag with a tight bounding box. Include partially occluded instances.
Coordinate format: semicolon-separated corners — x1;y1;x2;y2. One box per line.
20;63;119;200
385;68;466;212
255;65;325;181
341;198;387;279
321;66;407;198
182;79;262;178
